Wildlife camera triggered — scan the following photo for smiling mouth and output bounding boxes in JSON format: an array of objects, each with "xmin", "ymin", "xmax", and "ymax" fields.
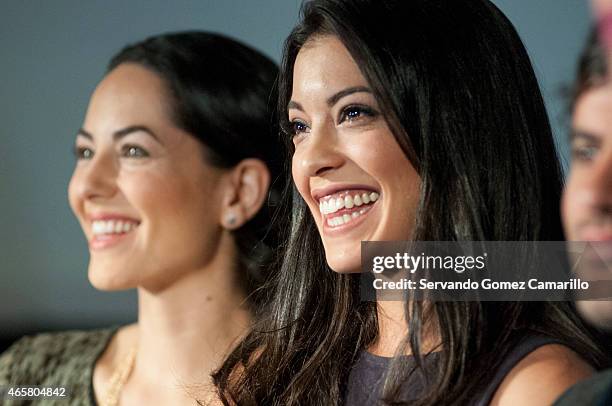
[
  {"xmin": 90, "ymin": 219, "xmax": 140, "ymax": 250},
  {"xmin": 318, "ymin": 190, "xmax": 380, "ymax": 227},
  {"xmin": 92, "ymin": 219, "xmax": 140, "ymax": 235}
]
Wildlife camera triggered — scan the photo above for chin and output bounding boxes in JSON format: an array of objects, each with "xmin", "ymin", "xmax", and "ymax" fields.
[
  {"xmin": 88, "ymin": 262, "xmax": 136, "ymax": 291},
  {"xmin": 325, "ymin": 247, "xmax": 362, "ymax": 274},
  {"xmin": 577, "ymin": 301, "xmax": 612, "ymax": 331}
]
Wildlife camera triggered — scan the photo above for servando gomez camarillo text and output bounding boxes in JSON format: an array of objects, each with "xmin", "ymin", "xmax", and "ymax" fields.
[{"xmin": 359, "ymin": 241, "xmax": 610, "ymax": 301}]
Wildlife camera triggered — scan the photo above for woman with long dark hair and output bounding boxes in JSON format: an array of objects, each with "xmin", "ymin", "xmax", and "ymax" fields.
[
  {"xmin": 215, "ymin": 1, "xmax": 608, "ymax": 405},
  {"xmin": 0, "ymin": 31, "xmax": 282, "ymax": 405}
]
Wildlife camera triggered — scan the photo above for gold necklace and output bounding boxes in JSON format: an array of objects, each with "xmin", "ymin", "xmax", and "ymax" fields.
[{"xmin": 101, "ymin": 347, "xmax": 137, "ymax": 406}]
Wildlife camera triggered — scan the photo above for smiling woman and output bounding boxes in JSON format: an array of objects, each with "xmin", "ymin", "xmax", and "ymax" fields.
[
  {"xmin": 0, "ymin": 31, "xmax": 282, "ymax": 405},
  {"xmin": 289, "ymin": 36, "xmax": 421, "ymax": 273},
  {"xmin": 214, "ymin": 1, "xmax": 609, "ymax": 405},
  {"xmin": 69, "ymin": 62, "xmax": 239, "ymax": 294}
]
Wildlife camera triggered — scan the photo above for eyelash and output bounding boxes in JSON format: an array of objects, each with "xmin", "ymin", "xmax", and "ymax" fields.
[
  {"xmin": 121, "ymin": 144, "xmax": 149, "ymax": 158},
  {"xmin": 74, "ymin": 146, "xmax": 94, "ymax": 160},
  {"xmin": 571, "ymin": 145, "xmax": 598, "ymax": 162},
  {"xmin": 338, "ymin": 104, "xmax": 377, "ymax": 124},
  {"xmin": 72, "ymin": 145, "xmax": 150, "ymax": 160},
  {"xmin": 287, "ymin": 120, "xmax": 309, "ymax": 138},
  {"xmin": 286, "ymin": 104, "xmax": 378, "ymax": 140}
]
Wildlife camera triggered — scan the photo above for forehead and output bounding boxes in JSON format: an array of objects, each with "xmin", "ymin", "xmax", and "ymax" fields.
[
  {"xmin": 86, "ymin": 63, "xmax": 171, "ymax": 126},
  {"xmin": 292, "ymin": 35, "xmax": 368, "ymax": 97},
  {"xmin": 573, "ymin": 81, "xmax": 612, "ymax": 137}
]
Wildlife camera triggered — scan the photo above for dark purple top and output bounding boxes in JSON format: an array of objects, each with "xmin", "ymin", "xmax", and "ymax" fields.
[{"xmin": 345, "ymin": 335, "xmax": 564, "ymax": 405}]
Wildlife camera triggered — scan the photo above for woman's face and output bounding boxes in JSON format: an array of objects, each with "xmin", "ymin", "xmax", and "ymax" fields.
[
  {"xmin": 69, "ymin": 63, "xmax": 226, "ymax": 291},
  {"xmin": 289, "ymin": 35, "xmax": 421, "ymax": 273}
]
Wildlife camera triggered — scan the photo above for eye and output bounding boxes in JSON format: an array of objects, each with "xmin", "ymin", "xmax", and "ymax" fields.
[
  {"xmin": 74, "ymin": 146, "xmax": 94, "ymax": 160},
  {"xmin": 121, "ymin": 145, "xmax": 149, "ymax": 158},
  {"xmin": 287, "ymin": 120, "xmax": 311, "ymax": 144},
  {"xmin": 338, "ymin": 105, "xmax": 377, "ymax": 124},
  {"xmin": 291, "ymin": 121, "xmax": 308, "ymax": 135},
  {"xmin": 571, "ymin": 144, "xmax": 598, "ymax": 162}
]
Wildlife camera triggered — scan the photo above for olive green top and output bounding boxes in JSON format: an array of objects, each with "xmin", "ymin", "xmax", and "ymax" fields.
[{"xmin": 0, "ymin": 328, "xmax": 117, "ymax": 405}]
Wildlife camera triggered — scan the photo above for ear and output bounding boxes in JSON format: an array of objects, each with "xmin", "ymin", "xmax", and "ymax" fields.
[{"xmin": 220, "ymin": 159, "xmax": 271, "ymax": 230}]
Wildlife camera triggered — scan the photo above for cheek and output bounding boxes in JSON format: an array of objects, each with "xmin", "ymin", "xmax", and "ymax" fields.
[
  {"xmin": 358, "ymin": 140, "xmax": 418, "ymax": 197},
  {"xmin": 67, "ymin": 169, "xmax": 83, "ymax": 217},
  {"xmin": 124, "ymin": 157, "xmax": 200, "ymax": 200},
  {"xmin": 347, "ymin": 132, "xmax": 403, "ymax": 178},
  {"xmin": 118, "ymin": 173, "xmax": 162, "ymax": 212},
  {"xmin": 291, "ymin": 154, "xmax": 311, "ymax": 204},
  {"xmin": 561, "ymin": 177, "xmax": 580, "ymax": 233}
]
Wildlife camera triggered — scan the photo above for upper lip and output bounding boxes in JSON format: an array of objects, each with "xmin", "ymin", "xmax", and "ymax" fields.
[{"xmin": 311, "ymin": 183, "xmax": 380, "ymax": 202}]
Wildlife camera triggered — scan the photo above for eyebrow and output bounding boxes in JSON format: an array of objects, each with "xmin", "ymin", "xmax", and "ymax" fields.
[
  {"xmin": 287, "ymin": 86, "xmax": 372, "ymax": 112},
  {"xmin": 570, "ymin": 129, "xmax": 601, "ymax": 144},
  {"xmin": 77, "ymin": 125, "xmax": 162, "ymax": 144}
]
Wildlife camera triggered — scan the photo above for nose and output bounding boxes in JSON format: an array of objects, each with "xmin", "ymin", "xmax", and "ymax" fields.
[
  {"xmin": 581, "ymin": 151, "xmax": 612, "ymax": 213},
  {"xmin": 295, "ymin": 122, "xmax": 345, "ymax": 177},
  {"xmin": 70, "ymin": 150, "xmax": 119, "ymax": 202}
]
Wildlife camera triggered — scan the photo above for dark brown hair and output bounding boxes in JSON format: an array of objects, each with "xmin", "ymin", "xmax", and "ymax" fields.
[
  {"xmin": 110, "ymin": 31, "xmax": 284, "ymax": 307},
  {"xmin": 215, "ymin": 2, "xmax": 608, "ymax": 405},
  {"xmin": 572, "ymin": 29, "xmax": 610, "ymax": 111}
]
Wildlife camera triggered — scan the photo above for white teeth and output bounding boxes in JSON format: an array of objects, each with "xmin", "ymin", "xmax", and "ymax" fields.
[
  {"xmin": 336, "ymin": 197, "xmax": 345, "ymax": 211},
  {"xmin": 326, "ymin": 208, "xmax": 370, "ymax": 227},
  {"xmin": 328, "ymin": 199, "xmax": 337, "ymax": 214},
  {"xmin": 91, "ymin": 219, "xmax": 138, "ymax": 236},
  {"xmin": 92, "ymin": 221, "xmax": 105, "ymax": 234},
  {"xmin": 319, "ymin": 190, "xmax": 380, "ymax": 220},
  {"xmin": 322, "ymin": 199, "xmax": 340, "ymax": 215},
  {"xmin": 345, "ymin": 195, "xmax": 354, "ymax": 209}
]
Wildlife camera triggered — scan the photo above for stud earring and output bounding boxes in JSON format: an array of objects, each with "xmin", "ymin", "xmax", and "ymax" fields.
[{"xmin": 226, "ymin": 213, "xmax": 237, "ymax": 227}]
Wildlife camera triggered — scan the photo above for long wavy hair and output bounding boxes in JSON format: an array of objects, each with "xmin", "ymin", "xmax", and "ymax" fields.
[{"xmin": 214, "ymin": 1, "xmax": 608, "ymax": 404}]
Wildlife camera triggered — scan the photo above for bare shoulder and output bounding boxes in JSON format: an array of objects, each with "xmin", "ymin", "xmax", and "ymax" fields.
[{"xmin": 491, "ymin": 344, "xmax": 595, "ymax": 406}]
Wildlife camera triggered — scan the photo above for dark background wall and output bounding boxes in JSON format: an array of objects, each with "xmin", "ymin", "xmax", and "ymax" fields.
[{"xmin": 0, "ymin": 0, "xmax": 592, "ymax": 351}]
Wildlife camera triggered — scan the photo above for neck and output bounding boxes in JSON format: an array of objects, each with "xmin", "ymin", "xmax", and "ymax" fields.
[
  {"xmin": 370, "ymin": 300, "xmax": 439, "ymax": 357},
  {"xmin": 369, "ymin": 300, "xmax": 408, "ymax": 357},
  {"xmin": 129, "ymin": 237, "xmax": 251, "ymax": 400}
]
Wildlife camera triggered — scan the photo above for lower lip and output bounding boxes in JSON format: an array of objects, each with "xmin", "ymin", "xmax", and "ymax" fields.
[
  {"xmin": 322, "ymin": 202, "xmax": 378, "ymax": 235},
  {"xmin": 89, "ymin": 230, "xmax": 136, "ymax": 250}
]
